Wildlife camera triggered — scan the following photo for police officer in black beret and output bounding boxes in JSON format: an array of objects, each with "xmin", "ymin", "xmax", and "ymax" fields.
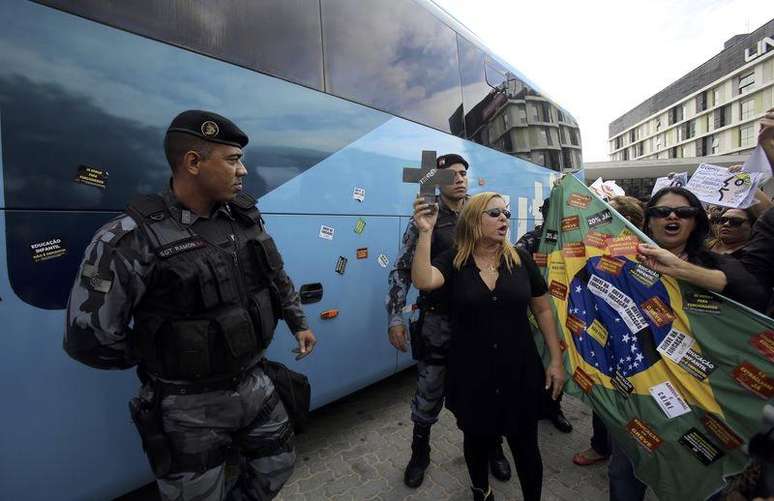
[{"xmin": 65, "ymin": 110, "xmax": 315, "ymax": 500}]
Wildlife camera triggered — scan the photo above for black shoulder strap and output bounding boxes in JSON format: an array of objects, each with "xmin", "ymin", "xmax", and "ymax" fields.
[
  {"xmin": 127, "ymin": 194, "xmax": 168, "ymax": 222},
  {"xmin": 229, "ymin": 192, "xmax": 264, "ymax": 229}
]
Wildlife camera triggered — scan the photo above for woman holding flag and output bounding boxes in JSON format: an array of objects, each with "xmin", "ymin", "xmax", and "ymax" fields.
[{"xmin": 411, "ymin": 191, "xmax": 565, "ymax": 501}]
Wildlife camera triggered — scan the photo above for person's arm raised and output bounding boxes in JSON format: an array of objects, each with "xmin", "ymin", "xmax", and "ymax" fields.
[{"xmin": 410, "ymin": 196, "xmax": 445, "ymax": 291}]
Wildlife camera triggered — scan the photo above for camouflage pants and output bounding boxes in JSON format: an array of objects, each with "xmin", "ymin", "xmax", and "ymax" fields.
[
  {"xmin": 411, "ymin": 312, "xmax": 451, "ymax": 426},
  {"xmin": 153, "ymin": 365, "xmax": 295, "ymax": 501}
]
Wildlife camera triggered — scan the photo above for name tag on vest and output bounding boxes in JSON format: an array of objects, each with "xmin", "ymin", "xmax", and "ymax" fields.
[{"xmin": 157, "ymin": 237, "xmax": 207, "ymax": 259}]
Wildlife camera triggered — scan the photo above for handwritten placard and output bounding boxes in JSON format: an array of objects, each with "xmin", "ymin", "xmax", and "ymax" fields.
[{"xmin": 684, "ymin": 164, "xmax": 762, "ymax": 208}]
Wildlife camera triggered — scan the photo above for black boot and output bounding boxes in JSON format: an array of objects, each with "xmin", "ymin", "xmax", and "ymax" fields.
[
  {"xmin": 471, "ymin": 486, "xmax": 494, "ymax": 500},
  {"xmin": 489, "ymin": 441, "xmax": 512, "ymax": 481},
  {"xmin": 403, "ymin": 423, "xmax": 431, "ymax": 488}
]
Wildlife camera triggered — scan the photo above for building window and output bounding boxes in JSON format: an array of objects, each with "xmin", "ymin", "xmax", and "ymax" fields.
[
  {"xmin": 740, "ymin": 124, "xmax": 756, "ymax": 147},
  {"xmin": 686, "ymin": 120, "xmax": 695, "ymax": 139},
  {"xmin": 711, "ymin": 136, "xmax": 720, "ymax": 154},
  {"xmin": 623, "ymin": 148, "xmax": 629, "ymax": 160},
  {"xmin": 738, "ymin": 71, "xmax": 755, "ymax": 95},
  {"xmin": 568, "ymin": 128, "xmax": 578, "ymax": 146},
  {"xmin": 696, "ymin": 138, "xmax": 706, "ymax": 157},
  {"xmin": 562, "ymin": 149, "xmax": 573, "ymax": 170},
  {"xmin": 668, "ymin": 105, "xmax": 684, "ymax": 125},
  {"xmin": 713, "ymin": 87, "xmax": 722, "ymax": 106},
  {"xmin": 740, "ymin": 98, "xmax": 756, "ymax": 120},
  {"xmin": 635, "ymin": 142, "xmax": 643, "ymax": 157},
  {"xmin": 557, "ymin": 109, "xmax": 565, "ymax": 122},
  {"xmin": 545, "ymin": 126, "xmax": 553, "ymax": 145},
  {"xmin": 714, "ymin": 105, "xmax": 729, "ymax": 129},
  {"xmin": 656, "ymin": 119, "xmax": 662, "ymax": 131},
  {"xmin": 629, "ymin": 129, "xmax": 637, "ymax": 143},
  {"xmin": 696, "ymin": 92, "xmax": 708, "ymax": 112},
  {"xmin": 541, "ymin": 102, "xmax": 552, "ymax": 122},
  {"xmin": 614, "ymin": 136, "xmax": 622, "ymax": 149}
]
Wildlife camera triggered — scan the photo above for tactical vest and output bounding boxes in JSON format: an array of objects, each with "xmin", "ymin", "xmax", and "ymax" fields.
[
  {"xmin": 419, "ymin": 200, "xmax": 458, "ymax": 309},
  {"xmin": 127, "ymin": 192, "xmax": 283, "ymax": 381}
]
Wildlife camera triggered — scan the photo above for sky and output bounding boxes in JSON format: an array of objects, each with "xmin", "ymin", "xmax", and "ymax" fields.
[{"xmin": 433, "ymin": 0, "xmax": 773, "ymax": 162}]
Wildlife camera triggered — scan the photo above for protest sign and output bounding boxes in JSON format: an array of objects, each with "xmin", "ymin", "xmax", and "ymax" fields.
[
  {"xmin": 684, "ymin": 163, "xmax": 763, "ymax": 208},
  {"xmin": 589, "ymin": 177, "xmax": 625, "ymax": 200},
  {"xmin": 651, "ymin": 172, "xmax": 688, "ymax": 196}
]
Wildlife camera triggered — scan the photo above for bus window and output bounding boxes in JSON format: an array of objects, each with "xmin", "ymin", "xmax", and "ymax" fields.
[
  {"xmin": 321, "ymin": 0, "xmax": 463, "ymax": 134},
  {"xmin": 38, "ymin": 0, "xmax": 324, "ymax": 90}
]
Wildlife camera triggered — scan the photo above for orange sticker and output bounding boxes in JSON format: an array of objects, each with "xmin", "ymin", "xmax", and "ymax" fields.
[
  {"xmin": 562, "ymin": 242, "xmax": 586, "ymax": 258},
  {"xmin": 573, "ymin": 367, "xmax": 594, "ymax": 394},
  {"xmin": 561, "ymin": 215, "xmax": 580, "ymax": 232},
  {"xmin": 533, "ymin": 253, "xmax": 548, "ymax": 267},
  {"xmin": 641, "ymin": 297, "xmax": 675, "ymax": 327},
  {"xmin": 626, "ymin": 418, "xmax": 663, "ymax": 453},
  {"xmin": 583, "ymin": 231, "xmax": 610, "ymax": 249},
  {"xmin": 549, "ymin": 280, "xmax": 568, "ymax": 300},
  {"xmin": 701, "ymin": 414, "xmax": 743, "ymax": 450},
  {"xmin": 608, "ymin": 235, "xmax": 640, "ymax": 256},
  {"xmin": 568, "ymin": 193, "xmax": 592, "ymax": 208},
  {"xmin": 732, "ymin": 361, "xmax": 774, "ymax": 399},
  {"xmin": 566, "ymin": 315, "xmax": 586, "ymax": 336},
  {"xmin": 356, "ymin": 247, "xmax": 368, "ymax": 259},
  {"xmin": 596, "ymin": 256, "xmax": 625, "ymax": 276},
  {"xmin": 750, "ymin": 331, "xmax": 774, "ymax": 363}
]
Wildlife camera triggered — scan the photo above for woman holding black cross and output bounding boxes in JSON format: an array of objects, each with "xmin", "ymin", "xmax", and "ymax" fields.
[{"xmin": 411, "ymin": 191, "xmax": 565, "ymax": 501}]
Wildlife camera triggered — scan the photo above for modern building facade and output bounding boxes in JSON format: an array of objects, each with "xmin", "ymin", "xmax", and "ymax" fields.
[{"xmin": 608, "ymin": 19, "xmax": 774, "ymax": 164}]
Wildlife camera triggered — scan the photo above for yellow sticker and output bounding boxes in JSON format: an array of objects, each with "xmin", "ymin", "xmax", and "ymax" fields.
[{"xmin": 586, "ymin": 319, "xmax": 609, "ymax": 346}]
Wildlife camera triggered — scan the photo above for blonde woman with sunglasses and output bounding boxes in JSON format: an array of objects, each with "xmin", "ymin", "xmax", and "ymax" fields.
[{"xmin": 411, "ymin": 191, "xmax": 564, "ymax": 501}]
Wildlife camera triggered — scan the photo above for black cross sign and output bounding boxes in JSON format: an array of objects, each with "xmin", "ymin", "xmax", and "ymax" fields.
[{"xmin": 402, "ymin": 150, "xmax": 456, "ymax": 202}]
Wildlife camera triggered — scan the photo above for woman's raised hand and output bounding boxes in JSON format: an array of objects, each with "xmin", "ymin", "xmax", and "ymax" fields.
[{"xmin": 413, "ymin": 195, "xmax": 438, "ymax": 233}]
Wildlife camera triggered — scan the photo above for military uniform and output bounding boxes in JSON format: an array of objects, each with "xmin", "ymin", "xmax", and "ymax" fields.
[{"xmin": 64, "ymin": 111, "xmax": 308, "ymax": 500}]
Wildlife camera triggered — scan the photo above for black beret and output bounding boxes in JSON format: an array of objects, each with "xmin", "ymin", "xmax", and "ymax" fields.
[
  {"xmin": 436, "ymin": 153, "xmax": 469, "ymax": 170},
  {"xmin": 166, "ymin": 110, "xmax": 248, "ymax": 148}
]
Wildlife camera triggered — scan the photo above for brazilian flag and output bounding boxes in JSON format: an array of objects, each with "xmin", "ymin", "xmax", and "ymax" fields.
[{"xmin": 533, "ymin": 175, "xmax": 774, "ymax": 500}]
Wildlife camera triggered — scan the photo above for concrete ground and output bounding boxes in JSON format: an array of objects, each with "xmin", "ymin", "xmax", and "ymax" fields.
[
  {"xmin": 277, "ymin": 369, "xmax": 618, "ymax": 501},
  {"xmin": 121, "ymin": 368, "xmax": 660, "ymax": 500}
]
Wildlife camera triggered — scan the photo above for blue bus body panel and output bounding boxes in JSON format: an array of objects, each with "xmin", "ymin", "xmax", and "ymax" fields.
[{"xmin": 0, "ymin": 2, "xmax": 567, "ymax": 499}]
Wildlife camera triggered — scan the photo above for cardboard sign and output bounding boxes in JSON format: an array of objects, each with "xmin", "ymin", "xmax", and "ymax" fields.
[
  {"xmin": 319, "ymin": 225, "xmax": 335, "ymax": 240},
  {"xmin": 30, "ymin": 238, "xmax": 67, "ymax": 263},
  {"xmin": 657, "ymin": 328, "xmax": 695, "ymax": 364},
  {"xmin": 74, "ymin": 165, "xmax": 109, "ymax": 189},
  {"xmin": 684, "ymin": 163, "xmax": 763, "ymax": 209},
  {"xmin": 596, "ymin": 256, "xmax": 625, "ymax": 276},
  {"xmin": 561, "ymin": 215, "xmax": 580, "ymax": 232},
  {"xmin": 732, "ymin": 361, "xmax": 774, "ymax": 399},
  {"xmin": 641, "ymin": 297, "xmax": 675, "ymax": 328},
  {"xmin": 549, "ymin": 280, "xmax": 568, "ymax": 300},
  {"xmin": 649, "ymin": 381, "xmax": 691, "ymax": 419},
  {"xmin": 567, "ymin": 193, "xmax": 592, "ymax": 208},
  {"xmin": 701, "ymin": 414, "xmax": 743, "ymax": 450},
  {"xmin": 750, "ymin": 330, "xmax": 774, "ymax": 362},
  {"xmin": 679, "ymin": 428, "xmax": 724, "ymax": 465},
  {"xmin": 627, "ymin": 418, "xmax": 663, "ymax": 452},
  {"xmin": 562, "ymin": 242, "xmax": 586, "ymax": 258},
  {"xmin": 573, "ymin": 367, "xmax": 594, "ymax": 394}
]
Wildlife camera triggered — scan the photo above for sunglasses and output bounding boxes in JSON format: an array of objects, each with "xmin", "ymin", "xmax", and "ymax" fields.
[
  {"xmin": 646, "ymin": 206, "xmax": 700, "ymax": 219},
  {"xmin": 483, "ymin": 208, "xmax": 512, "ymax": 219},
  {"xmin": 718, "ymin": 216, "xmax": 748, "ymax": 227}
]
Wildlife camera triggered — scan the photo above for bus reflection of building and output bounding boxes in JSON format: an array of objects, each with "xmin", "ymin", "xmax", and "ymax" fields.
[{"xmin": 453, "ymin": 73, "xmax": 582, "ymax": 173}]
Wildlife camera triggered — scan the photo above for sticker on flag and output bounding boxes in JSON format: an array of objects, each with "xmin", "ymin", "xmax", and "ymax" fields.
[{"xmin": 649, "ymin": 381, "xmax": 691, "ymax": 419}]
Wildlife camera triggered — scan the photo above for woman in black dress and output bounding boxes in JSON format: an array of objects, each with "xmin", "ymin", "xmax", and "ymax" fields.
[{"xmin": 411, "ymin": 191, "xmax": 565, "ymax": 501}]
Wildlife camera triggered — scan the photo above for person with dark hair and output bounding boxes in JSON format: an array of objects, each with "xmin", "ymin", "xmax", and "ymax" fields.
[
  {"xmin": 412, "ymin": 191, "xmax": 565, "ymax": 501},
  {"xmin": 707, "ymin": 207, "xmax": 757, "ymax": 258},
  {"xmin": 608, "ymin": 186, "xmax": 766, "ymax": 500},
  {"xmin": 65, "ymin": 110, "xmax": 316, "ymax": 501},
  {"xmin": 386, "ymin": 154, "xmax": 512, "ymax": 487},
  {"xmin": 516, "ymin": 197, "xmax": 573, "ymax": 434}
]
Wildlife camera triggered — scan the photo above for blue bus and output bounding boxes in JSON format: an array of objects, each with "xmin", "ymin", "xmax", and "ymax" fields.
[{"xmin": 0, "ymin": 1, "xmax": 583, "ymax": 498}]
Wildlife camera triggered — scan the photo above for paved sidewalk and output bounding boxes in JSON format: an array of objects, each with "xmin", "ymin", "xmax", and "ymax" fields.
[{"xmin": 278, "ymin": 369, "xmax": 616, "ymax": 501}]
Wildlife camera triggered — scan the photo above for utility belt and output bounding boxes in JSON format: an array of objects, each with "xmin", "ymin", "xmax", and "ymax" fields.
[{"xmin": 142, "ymin": 356, "xmax": 263, "ymax": 396}]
